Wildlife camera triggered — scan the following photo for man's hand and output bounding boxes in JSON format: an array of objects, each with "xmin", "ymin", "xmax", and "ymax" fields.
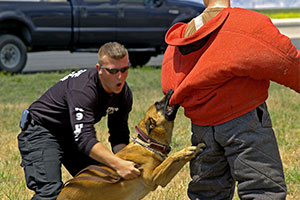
[
  {"xmin": 89, "ymin": 142, "xmax": 141, "ymax": 180},
  {"xmin": 114, "ymin": 159, "xmax": 140, "ymax": 180}
]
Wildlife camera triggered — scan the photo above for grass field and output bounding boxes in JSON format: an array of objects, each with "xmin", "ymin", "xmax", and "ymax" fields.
[
  {"xmin": 255, "ymin": 8, "xmax": 300, "ymax": 19},
  {"xmin": 0, "ymin": 67, "xmax": 299, "ymax": 200}
]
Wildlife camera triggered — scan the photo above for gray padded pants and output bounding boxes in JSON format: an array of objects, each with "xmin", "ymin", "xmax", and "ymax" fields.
[{"xmin": 188, "ymin": 103, "xmax": 287, "ymax": 200}]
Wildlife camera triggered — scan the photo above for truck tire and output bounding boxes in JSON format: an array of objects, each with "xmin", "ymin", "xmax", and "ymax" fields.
[
  {"xmin": 0, "ymin": 34, "xmax": 27, "ymax": 73},
  {"xmin": 129, "ymin": 52, "xmax": 152, "ymax": 68}
]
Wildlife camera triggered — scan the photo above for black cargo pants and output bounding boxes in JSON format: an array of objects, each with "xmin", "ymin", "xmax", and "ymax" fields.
[
  {"xmin": 18, "ymin": 122, "xmax": 99, "ymax": 200},
  {"xmin": 188, "ymin": 103, "xmax": 287, "ymax": 200}
]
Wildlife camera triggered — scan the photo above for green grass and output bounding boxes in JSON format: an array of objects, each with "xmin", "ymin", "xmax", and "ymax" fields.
[
  {"xmin": 0, "ymin": 67, "xmax": 299, "ymax": 199},
  {"xmin": 255, "ymin": 8, "xmax": 300, "ymax": 18}
]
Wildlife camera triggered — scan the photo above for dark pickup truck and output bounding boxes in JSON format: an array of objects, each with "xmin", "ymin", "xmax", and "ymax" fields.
[{"xmin": 0, "ymin": 0, "xmax": 205, "ymax": 73}]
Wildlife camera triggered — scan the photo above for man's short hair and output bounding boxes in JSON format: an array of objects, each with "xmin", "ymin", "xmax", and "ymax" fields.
[{"xmin": 98, "ymin": 42, "xmax": 128, "ymax": 65}]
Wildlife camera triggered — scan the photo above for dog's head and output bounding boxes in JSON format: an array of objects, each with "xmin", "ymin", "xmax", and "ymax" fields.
[{"xmin": 137, "ymin": 90, "xmax": 179, "ymax": 145}]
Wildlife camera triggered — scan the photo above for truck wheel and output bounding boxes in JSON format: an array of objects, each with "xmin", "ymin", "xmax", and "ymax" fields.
[
  {"xmin": 129, "ymin": 53, "xmax": 151, "ymax": 68},
  {"xmin": 0, "ymin": 34, "xmax": 27, "ymax": 73}
]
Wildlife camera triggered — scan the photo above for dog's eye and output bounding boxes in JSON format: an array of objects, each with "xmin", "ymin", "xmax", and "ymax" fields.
[
  {"xmin": 146, "ymin": 117, "xmax": 156, "ymax": 134},
  {"xmin": 149, "ymin": 117, "xmax": 156, "ymax": 127},
  {"xmin": 150, "ymin": 124, "xmax": 155, "ymax": 129}
]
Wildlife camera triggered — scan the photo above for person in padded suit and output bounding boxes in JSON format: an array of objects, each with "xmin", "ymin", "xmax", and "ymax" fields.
[{"xmin": 161, "ymin": 0, "xmax": 299, "ymax": 199}]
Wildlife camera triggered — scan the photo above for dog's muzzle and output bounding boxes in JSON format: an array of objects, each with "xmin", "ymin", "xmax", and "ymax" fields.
[{"xmin": 155, "ymin": 89, "xmax": 179, "ymax": 121}]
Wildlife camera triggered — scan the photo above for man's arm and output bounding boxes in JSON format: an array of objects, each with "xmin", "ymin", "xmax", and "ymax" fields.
[{"xmin": 89, "ymin": 142, "xmax": 140, "ymax": 180}]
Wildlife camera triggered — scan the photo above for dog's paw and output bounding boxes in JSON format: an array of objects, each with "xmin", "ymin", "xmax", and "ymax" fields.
[
  {"xmin": 195, "ymin": 143, "xmax": 205, "ymax": 154},
  {"xmin": 178, "ymin": 143, "xmax": 205, "ymax": 160}
]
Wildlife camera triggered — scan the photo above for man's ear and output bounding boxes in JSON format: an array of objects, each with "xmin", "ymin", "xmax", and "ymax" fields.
[
  {"xmin": 96, "ymin": 64, "xmax": 102, "ymax": 75},
  {"xmin": 96, "ymin": 64, "xmax": 100, "ymax": 71}
]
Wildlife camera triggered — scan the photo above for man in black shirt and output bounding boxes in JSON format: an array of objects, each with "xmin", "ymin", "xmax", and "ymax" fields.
[{"xmin": 18, "ymin": 42, "xmax": 140, "ymax": 200}]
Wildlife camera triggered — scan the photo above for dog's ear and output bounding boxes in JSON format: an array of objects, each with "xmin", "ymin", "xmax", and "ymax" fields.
[{"xmin": 145, "ymin": 117, "xmax": 156, "ymax": 134}]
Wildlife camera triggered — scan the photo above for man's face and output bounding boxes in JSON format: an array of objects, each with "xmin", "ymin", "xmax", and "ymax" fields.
[{"xmin": 97, "ymin": 54, "xmax": 130, "ymax": 94}]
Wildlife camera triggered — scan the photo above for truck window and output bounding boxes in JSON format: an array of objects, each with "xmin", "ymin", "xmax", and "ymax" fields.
[
  {"xmin": 83, "ymin": 0, "xmax": 111, "ymax": 2},
  {"xmin": 42, "ymin": 0, "xmax": 68, "ymax": 2},
  {"xmin": 144, "ymin": 0, "xmax": 162, "ymax": 6},
  {"xmin": 118, "ymin": 0, "xmax": 144, "ymax": 6}
]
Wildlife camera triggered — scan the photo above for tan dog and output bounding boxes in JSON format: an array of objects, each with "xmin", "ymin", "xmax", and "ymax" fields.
[{"xmin": 57, "ymin": 90, "xmax": 205, "ymax": 200}]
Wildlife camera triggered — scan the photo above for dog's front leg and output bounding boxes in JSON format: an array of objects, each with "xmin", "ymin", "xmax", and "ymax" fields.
[{"xmin": 151, "ymin": 143, "xmax": 205, "ymax": 187}]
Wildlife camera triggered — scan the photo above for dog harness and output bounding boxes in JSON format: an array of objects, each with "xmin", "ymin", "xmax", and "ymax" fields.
[{"xmin": 63, "ymin": 165, "xmax": 122, "ymax": 186}]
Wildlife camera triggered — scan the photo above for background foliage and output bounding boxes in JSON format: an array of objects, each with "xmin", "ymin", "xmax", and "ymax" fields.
[{"xmin": 255, "ymin": 8, "xmax": 300, "ymax": 18}]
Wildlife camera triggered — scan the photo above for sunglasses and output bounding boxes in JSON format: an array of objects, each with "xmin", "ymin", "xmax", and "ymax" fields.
[{"xmin": 100, "ymin": 63, "xmax": 130, "ymax": 74}]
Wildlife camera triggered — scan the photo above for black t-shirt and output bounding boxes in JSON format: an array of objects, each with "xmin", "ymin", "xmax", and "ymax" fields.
[{"xmin": 29, "ymin": 68, "xmax": 133, "ymax": 155}]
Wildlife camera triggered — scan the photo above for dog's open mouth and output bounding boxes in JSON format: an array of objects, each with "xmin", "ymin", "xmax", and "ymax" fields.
[
  {"xmin": 166, "ymin": 105, "xmax": 174, "ymax": 116},
  {"xmin": 164, "ymin": 104, "xmax": 179, "ymax": 121},
  {"xmin": 155, "ymin": 89, "xmax": 179, "ymax": 121}
]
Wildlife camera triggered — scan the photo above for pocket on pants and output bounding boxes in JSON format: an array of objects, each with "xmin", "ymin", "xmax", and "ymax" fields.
[
  {"xmin": 23, "ymin": 149, "xmax": 61, "ymax": 186},
  {"xmin": 19, "ymin": 146, "xmax": 42, "ymax": 167},
  {"xmin": 256, "ymin": 103, "xmax": 272, "ymax": 128},
  {"xmin": 42, "ymin": 149, "xmax": 61, "ymax": 182}
]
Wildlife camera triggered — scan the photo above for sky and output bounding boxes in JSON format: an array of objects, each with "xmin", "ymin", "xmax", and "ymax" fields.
[
  {"xmin": 231, "ymin": 0, "xmax": 300, "ymax": 9},
  {"xmin": 188, "ymin": 0, "xmax": 300, "ymax": 8}
]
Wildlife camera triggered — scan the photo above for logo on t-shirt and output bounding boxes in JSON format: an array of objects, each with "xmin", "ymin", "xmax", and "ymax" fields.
[
  {"xmin": 73, "ymin": 107, "xmax": 84, "ymax": 141},
  {"xmin": 106, "ymin": 107, "xmax": 119, "ymax": 114},
  {"xmin": 60, "ymin": 69, "xmax": 87, "ymax": 81}
]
